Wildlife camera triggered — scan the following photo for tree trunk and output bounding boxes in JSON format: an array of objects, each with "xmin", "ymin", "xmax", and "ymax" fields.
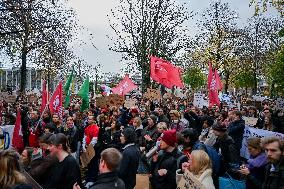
[
  {"xmin": 20, "ymin": 50, "xmax": 27, "ymax": 94},
  {"xmin": 141, "ymin": 63, "xmax": 150, "ymax": 92},
  {"xmin": 224, "ymin": 72, "xmax": 230, "ymax": 94}
]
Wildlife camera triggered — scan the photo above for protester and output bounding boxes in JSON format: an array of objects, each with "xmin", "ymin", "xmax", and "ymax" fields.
[
  {"xmin": 28, "ymin": 110, "xmax": 43, "ymax": 147},
  {"xmin": 63, "ymin": 116, "xmax": 79, "ymax": 160},
  {"xmin": 21, "ymin": 147, "xmax": 34, "ymax": 171},
  {"xmin": 0, "ymin": 149, "xmax": 32, "ymax": 189},
  {"xmin": 179, "ymin": 150, "xmax": 215, "ymax": 189},
  {"xmin": 169, "ymin": 110, "xmax": 188, "ymax": 132},
  {"xmin": 150, "ymin": 129, "xmax": 182, "ymax": 189},
  {"xmin": 238, "ymin": 137, "xmax": 267, "ymax": 189},
  {"xmin": 42, "ymin": 133, "xmax": 82, "ymax": 189},
  {"xmin": 142, "ymin": 115, "xmax": 159, "ymax": 152},
  {"xmin": 261, "ymin": 137, "xmax": 284, "ymax": 189},
  {"xmin": 119, "ymin": 127, "xmax": 140, "ymax": 189}
]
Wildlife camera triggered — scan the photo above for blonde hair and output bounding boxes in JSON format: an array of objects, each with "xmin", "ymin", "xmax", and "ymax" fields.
[
  {"xmin": 190, "ymin": 150, "xmax": 212, "ymax": 177},
  {"xmin": 0, "ymin": 150, "xmax": 26, "ymax": 188},
  {"xmin": 133, "ymin": 117, "xmax": 142, "ymax": 126},
  {"xmin": 157, "ymin": 122, "xmax": 168, "ymax": 130}
]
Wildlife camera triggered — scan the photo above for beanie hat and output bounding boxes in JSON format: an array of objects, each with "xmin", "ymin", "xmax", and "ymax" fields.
[
  {"xmin": 212, "ymin": 123, "xmax": 227, "ymax": 132},
  {"xmin": 131, "ymin": 108, "xmax": 139, "ymax": 114},
  {"xmin": 149, "ymin": 115, "xmax": 158, "ymax": 124},
  {"xmin": 161, "ymin": 130, "xmax": 177, "ymax": 147}
]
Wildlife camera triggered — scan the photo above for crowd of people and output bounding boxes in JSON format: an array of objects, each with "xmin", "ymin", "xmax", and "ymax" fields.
[{"xmin": 0, "ymin": 96, "xmax": 284, "ymax": 189}]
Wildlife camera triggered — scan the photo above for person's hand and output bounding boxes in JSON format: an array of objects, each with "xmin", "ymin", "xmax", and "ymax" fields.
[
  {"xmin": 158, "ymin": 169, "xmax": 167, "ymax": 176},
  {"xmin": 140, "ymin": 147, "xmax": 146, "ymax": 152},
  {"xmin": 239, "ymin": 166, "xmax": 250, "ymax": 176},
  {"xmin": 144, "ymin": 135, "xmax": 152, "ymax": 141},
  {"xmin": 73, "ymin": 182, "xmax": 81, "ymax": 189},
  {"xmin": 182, "ymin": 162, "xmax": 190, "ymax": 172},
  {"xmin": 152, "ymin": 152, "xmax": 158, "ymax": 163}
]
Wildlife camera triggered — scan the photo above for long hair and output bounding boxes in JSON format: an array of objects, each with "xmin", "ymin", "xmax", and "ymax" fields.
[
  {"xmin": 190, "ymin": 150, "xmax": 212, "ymax": 177},
  {"xmin": 0, "ymin": 150, "xmax": 26, "ymax": 188}
]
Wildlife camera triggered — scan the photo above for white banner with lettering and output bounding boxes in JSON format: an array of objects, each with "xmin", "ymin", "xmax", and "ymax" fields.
[
  {"xmin": 0, "ymin": 125, "xmax": 15, "ymax": 149},
  {"xmin": 241, "ymin": 126, "xmax": 284, "ymax": 159}
]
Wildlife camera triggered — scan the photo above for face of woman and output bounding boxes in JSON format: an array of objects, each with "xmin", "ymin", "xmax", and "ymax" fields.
[
  {"xmin": 21, "ymin": 150, "xmax": 29, "ymax": 162},
  {"xmin": 264, "ymin": 117, "xmax": 270, "ymax": 125},
  {"xmin": 111, "ymin": 122, "xmax": 116, "ymax": 129},
  {"xmin": 48, "ymin": 144, "xmax": 59, "ymax": 157},
  {"xmin": 133, "ymin": 120, "xmax": 139, "ymax": 127},
  {"xmin": 120, "ymin": 134, "xmax": 126, "ymax": 144},
  {"xmin": 66, "ymin": 117, "xmax": 74, "ymax": 128}
]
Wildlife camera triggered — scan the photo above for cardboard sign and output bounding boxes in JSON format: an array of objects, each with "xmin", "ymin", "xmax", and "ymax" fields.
[
  {"xmin": 177, "ymin": 169, "xmax": 206, "ymax": 189},
  {"xmin": 276, "ymin": 98, "xmax": 284, "ymax": 110},
  {"xmin": 96, "ymin": 94, "xmax": 124, "ymax": 108},
  {"xmin": 136, "ymin": 174, "xmax": 150, "ymax": 189},
  {"xmin": 243, "ymin": 116, "xmax": 258, "ymax": 127},
  {"xmin": 144, "ymin": 88, "xmax": 161, "ymax": 100},
  {"xmin": 0, "ymin": 92, "xmax": 17, "ymax": 103},
  {"xmin": 80, "ymin": 145, "xmax": 96, "ymax": 168},
  {"xmin": 124, "ymin": 99, "xmax": 136, "ymax": 108}
]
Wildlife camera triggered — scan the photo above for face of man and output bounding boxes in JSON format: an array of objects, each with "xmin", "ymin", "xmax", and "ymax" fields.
[
  {"xmin": 140, "ymin": 112, "xmax": 146, "ymax": 118},
  {"xmin": 228, "ymin": 111, "xmax": 234, "ymax": 121},
  {"xmin": 88, "ymin": 116, "xmax": 95, "ymax": 125},
  {"xmin": 158, "ymin": 109, "xmax": 164, "ymax": 116},
  {"xmin": 31, "ymin": 111, "xmax": 39, "ymax": 120},
  {"xmin": 264, "ymin": 141, "xmax": 283, "ymax": 164},
  {"xmin": 148, "ymin": 118, "xmax": 154, "ymax": 127},
  {"xmin": 160, "ymin": 140, "xmax": 169, "ymax": 150}
]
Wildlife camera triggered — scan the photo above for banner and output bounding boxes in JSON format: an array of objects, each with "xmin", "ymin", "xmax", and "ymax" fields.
[
  {"xmin": 0, "ymin": 125, "xmax": 15, "ymax": 149},
  {"xmin": 241, "ymin": 126, "xmax": 284, "ymax": 159}
]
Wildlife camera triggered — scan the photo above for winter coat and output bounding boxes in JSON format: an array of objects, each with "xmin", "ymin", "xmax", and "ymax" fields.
[
  {"xmin": 118, "ymin": 143, "xmax": 140, "ymax": 189},
  {"xmin": 141, "ymin": 125, "xmax": 159, "ymax": 151},
  {"xmin": 262, "ymin": 156, "xmax": 284, "ymax": 189},
  {"xmin": 63, "ymin": 125, "xmax": 79, "ymax": 153},
  {"xmin": 90, "ymin": 172, "xmax": 125, "ymax": 189},
  {"xmin": 213, "ymin": 133, "xmax": 240, "ymax": 174},
  {"xmin": 227, "ymin": 119, "xmax": 245, "ymax": 152},
  {"xmin": 150, "ymin": 148, "xmax": 182, "ymax": 189},
  {"xmin": 245, "ymin": 152, "xmax": 267, "ymax": 189}
]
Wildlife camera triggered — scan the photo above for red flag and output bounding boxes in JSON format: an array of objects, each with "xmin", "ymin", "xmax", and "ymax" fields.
[
  {"xmin": 12, "ymin": 111, "xmax": 24, "ymax": 151},
  {"xmin": 214, "ymin": 69, "xmax": 223, "ymax": 91},
  {"xmin": 49, "ymin": 81, "xmax": 63, "ymax": 118},
  {"xmin": 150, "ymin": 56, "xmax": 184, "ymax": 88},
  {"xmin": 40, "ymin": 80, "xmax": 48, "ymax": 113},
  {"xmin": 112, "ymin": 75, "xmax": 137, "ymax": 95},
  {"xmin": 208, "ymin": 62, "xmax": 220, "ymax": 107}
]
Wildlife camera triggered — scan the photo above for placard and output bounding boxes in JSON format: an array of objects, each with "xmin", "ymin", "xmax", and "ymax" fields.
[
  {"xmin": 136, "ymin": 174, "xmax": 150, "ymax": 189},
  {"xmin": 193, "ymin": 93, "xmax": 204, "ymax": 108},
  {"xmin": 0, "ymin": 92, "xmax": 17, "ymax": 103},
  {"xmin": 276, "ymin": 98, "xmax": 284, "ymax": 110},
  {"xmin": 96, "ymin": 94, "xmax": 124, "ymax": 108},
  {"xmin": 124, "ymin": 99, "xmax": 136, "ymax": 108},
  {"xmin": 80, "ymin": 145, "xmax": 96, "ymax": 168},
  {"xmin": 177, "ymin": 169, "xmax": 206, "ymax": 189},
  {"xmin": 242, "ymin": 116, "xmax": 258, "ymax": 127},
  {"xmin": 144, "ymin": 88, "xmax": 161, "ymax": 100}
]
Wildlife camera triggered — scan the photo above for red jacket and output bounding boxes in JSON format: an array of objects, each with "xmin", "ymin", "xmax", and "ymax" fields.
[{"xmin": 84, "ymin": 124, "xmax": 99, "ymax": 145}]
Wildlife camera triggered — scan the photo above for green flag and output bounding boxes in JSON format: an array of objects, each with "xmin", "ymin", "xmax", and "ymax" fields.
[
  {"xmin": 78, "ymin": 76, "xmax": 89, "ymax": 112},
  {"xmin": 64, "ymin": 67, "xmax": 74, "ymax": 108}
]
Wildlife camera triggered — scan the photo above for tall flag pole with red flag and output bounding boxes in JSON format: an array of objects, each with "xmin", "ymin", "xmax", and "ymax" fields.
[
  {"xmin": 112, "ymin": 75, "xmax": 138, "ymax": 96},
  {"xmin": 40, "ymin": 80, "xmax": 48, "ymax": 114},
  {"xmin": 49, "ymin": 81, "xmax": 63, "ymax": 119},
  {"xmin": 12, "ymin": 110, "xmax": 24, "ymax": 151},
  {"xmin": 207, "ymin": 62, "xmax": 222, "ymax": 107},
  {"xmin": 150, "ymin": 56, "xmax": 184, "ymax": 89}
]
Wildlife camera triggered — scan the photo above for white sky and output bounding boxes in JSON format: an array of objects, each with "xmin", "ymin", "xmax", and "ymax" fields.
[{"xmin": 68, "ymin": 0, "xmax": 278, "ymax": 73}]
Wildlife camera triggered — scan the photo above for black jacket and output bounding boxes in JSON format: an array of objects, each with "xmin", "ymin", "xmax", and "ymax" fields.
[
  {"xmin": 141, "ymin": 125, "xmax": 159, "ymax": 151},
  {"xmin": 150, "ymin": 148, "xmax": 182, "ymax": 189},
  {"xmin": 118, "ymin": 144, "xmax": 140, "ymax": 189},
  {"xmin": 63, "ymin": 126, "xmax": 79, "ymax": 153},
  {"xmin": 227, "ymin": 119, "xmax": 245, "ymax": 152},
  {"xmin": 90, "ymin": 172, "xmax": 125, "ymax": 189},
  {"xmin": 262, "ymin": 156, "xmax": 284, "ymax": 189}
]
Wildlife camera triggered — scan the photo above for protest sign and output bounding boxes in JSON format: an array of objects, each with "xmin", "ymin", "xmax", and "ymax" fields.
[
  {"xmin": 124, "ymin": 99, "xmax": 136, "ymax": 108},
  {"xmin": 241, "ymin": 126, "xmax": 284, "ymax": 159},
  {"xmin": 144, "ymin": 88, "xmax": 161, "ymax": 100},
  {"xmin": 96, "ymin": 94, "xmax": 124, "ymax": 108},
  {"xmin": 136, "ymin": 174, "xmax": 150, "ymax": 189},
  {"xmin": 276, "ymin": 98, "xmax": 284, "ymax": 110},
  {"xmin": 0, "ymin": 92, "xmax": 17, "ymax": 103},
  {"xmin": 0, "ymin": 125, "xmax": 15, "ymax": 150},
  {"xmin": 80, "ymin": 144, "xmax": 96, "ymax": 168},
  {"xmin": 242, "ymin": 116, "xmax": 258, "ymax": 127},
  {"xmin": 177, "ymin": 169, "xmax": 206, "ymax": 189},
  {"xmin": 193, "ymin": 93, "xmax": 204, "ymax": 108}
]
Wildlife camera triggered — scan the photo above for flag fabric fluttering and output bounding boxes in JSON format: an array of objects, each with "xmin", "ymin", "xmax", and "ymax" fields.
[
  {"xmin": 49, "ymin": 81, "xmax": 63, "ymax": 118},
  {"xmin": 64, "ymin": 67, "xmax": 74, "ymax": 108},
  {"xmin": 112, "ymin": 75, "xmax": 137, "ymax": 96},
  {"xmin": 150, "ymin": 56, "xmax": 184, "ymax": 89},
  {"xmin": 78, "ymin": 76, "xmax": 90, "ymax": 112},
  {"xmin": 208, "ymin": 62, "xmax": 222, "ymax": 107},
  {"xmin": 40, "ymin": 80, "xmax": 48, "ymax": 114},
  {"xmin": 12, "ymin": 110, "xmax": 24, "ymax": 151}
]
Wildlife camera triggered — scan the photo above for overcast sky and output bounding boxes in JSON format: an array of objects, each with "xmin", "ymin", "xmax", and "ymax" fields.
[{"xmin": 68, "ymin": 0, "xmax": 278, "ymax": 74}]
